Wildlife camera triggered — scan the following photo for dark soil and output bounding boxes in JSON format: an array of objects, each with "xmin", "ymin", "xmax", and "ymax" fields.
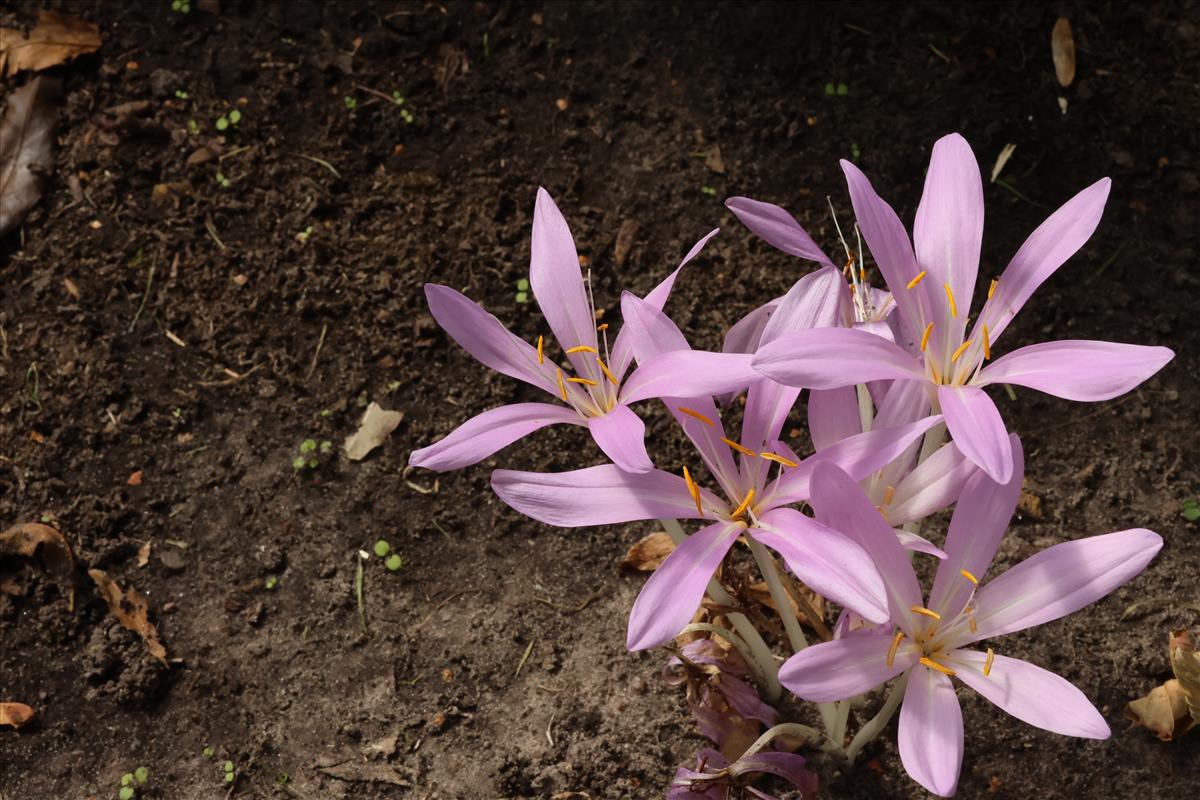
[{"xmin": 2, "ymin": 2, "xmax": 1198, "ymax": 798}]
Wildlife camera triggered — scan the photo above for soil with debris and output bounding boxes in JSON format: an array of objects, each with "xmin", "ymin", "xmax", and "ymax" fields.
[{"xmin": 2, "ymin": 2, "xmax": 1199, "ymax": 798}]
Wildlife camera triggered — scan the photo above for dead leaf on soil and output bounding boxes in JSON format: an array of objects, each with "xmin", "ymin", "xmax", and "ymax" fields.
[
  {"xmin": 620, "ymin": 531, "xmax": 675, "ymax": 571},
  {"xmin": 0, "ymin": 521, "xmax": 76, "ymax": 583},
  {"xmin": 704, "ymin": 144, "xmax": 726, "ymax": 174},
  {"xmin": 317, "ymin": 761, "xmax": 412, "ymax": 786},
  {"xmin": 989, "ymin": 142, "xmax": 1017, "ymax": 184},
  {"xmin": 748, "ymin": 580, "xmax": 825, "ymax": 627},
  {"xmin": 0, "ymin": 76, "xmax": 60, "ymax": 236},
  {"xmin": 0, "ymin": 702, "xmax": 34, "ymax": 729},
  {"xmin": 1051, "ymin": 17, "xmax": 1076, "ymax": 88},
  {"xmin": 344, "ymin": 402, "xmax": 404, "ymax": 461},
  {"xmin": 613, "ymin": 218, "xmax": 639, "ymax": 267},
  {"xmin": 88, "ymin": 568, "xmax": 169, "ymax": 666},
  {"xmin": 0, "ymin": 11, "xmax": 101, "ymax": 78},
  {"xmin": 1125, "ymin": 628, "xmax": 1199, "ymax": 740},
  {"xmin": 136, "ymin": 541, "xmax": 151, "ymax": 568}
]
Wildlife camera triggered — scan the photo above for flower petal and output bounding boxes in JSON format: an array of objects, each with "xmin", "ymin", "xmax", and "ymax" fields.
[
  {"xmin": 723, "ymin": 298, "xmax": 781, "ymax": 355},
  {"xmin": 899, "ymin": 666, "xmax": 963, "ymax": 798},
  {"xmin": 732, "ymin": 752, "xmax": 818, "ymax": 797},
  {"xmin": 807, "ymin": 387, "xmax": 862, "ymax": 451},
  {"xmin": 938, "ymin": 384, "xmax": 1013, "ymax": 483},
  {"xmin": 927, "ymin": 434, "xmax": 1024, "ymax": 619},
  {"xmin": 627, "ymin": 522, "xmax": 740, "ymax": 650},
  {"xmin": 947, "ymin": 650, "xmax": 1110, "ymax": 739},
  {"xmin": 491, "ymin": 464, "xmax": 719, "ymax": 526},
  {"xmin": 753, "ymin": 327, "xmax": 924, "ymax": 389},
  {"xmin": 753, "ymin": 508, "xmax": 890, "ymax": 624},
  {"xmin": 587, "ymin": 403, "xmax": 653, "ymax": 473},
  {"xmin": 913, "ymin": 133, "xmax": 984, "ymax": 342},
  {"xmin": 977, "ymin": 340, "xmax": 1175, "ymax": 402},
  {"xmin": 886, "ymin": 442, "xmax": 977, "ymax": 526},
  {"xmin": 621, "ymin": 350, "xmax": 760, "ymax": 404},
  {"xmin": 409, "ymin": 402, "xmax": 581, "ymax": 472},
  {"xmin": 424, "ymin": 284, "xmax": 558, "ymax": 395},
  {"xmin": 725, "ymin": 196, "xmax": 835, "ymax": 266},
  {"xmin": 897, "ymin": 529, "xmax": 947, "ymax": 558},
  {"xmin": 778, "ymin": 634, "xmax": 916, "ymax": 702},
  {"xmin": 759, "ymin": 266, "xmax": 847, "ymax": 345},
  {"xmin": 976, "ymin": 178, "xmax": 1111, "ymax": 343},
  {"xmin": 960, "ymin": 528, "xmax": 1163, "ymax": 645}
]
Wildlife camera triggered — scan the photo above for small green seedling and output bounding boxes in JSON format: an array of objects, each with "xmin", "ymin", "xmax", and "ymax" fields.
[
  {"xmin": 174, "ymin": 89, "xmax": 189, "ymax": 100},
  {"xmin": 118, "ymin": 766, "xmax": 149, "ymax": 799},
  {"xmin": 215, "ymin": 108, "xmax": 241, "ymax": 131},
  {"xmin": 372, "ymin": 539, "xmax": 405, "ymax": 572},
  {"xmin": 386, "ymin": 554, "xmax": 404, "ymax": 571},
  {"xmin": 318, "ymin": 408, "xmax": 333, "ymax": 418},
  {"xmin": 387, "ymin": 380, "xmax": 402, "ymax": 392},
  {"xmin": 264, "ymin": 575, "xmax": 279, "ymax": 590},
  {"xmin": 215, "ymin": 171, "xmax": 232, "ymax": 189},
  {"xmin": 373, "ymin": 539, "xmax": 391, "ymax": 558},
  {"xmin": 850, "ymin": 142, "xmax": 862, "ymax": 160},
  {"xmin": 824, "ymin": 82, "xmax": 849, "ymax": 96},
  {"xmin": 293, "ymin": 439, "xmax": 333, "ymax": 470},
  {"xmin": 202, "ymin": 745, "xmax": 214, "ymax": 758},
  {"xmin": 344, "ymin": 96, "xmax": 358, "ymax": 110},
  {"xmin": 400, "ymin": 108, "xmax": 414, "ymax": 123},
  {"xmin": 1182, "ymin": 498, "xmax": 1200, "ymax": 522},
  {"xmin": 187, "ymin": 119, "xmax": 200, "ymax": 135},
  {"xmin": 391, "ymin": 91, "xmax": 405, "ymax": 105},
  {"xmin": 700, "ymin": 186, "xmax": 717, "ymax": 197},
  {"xmin": 515, "ymin": 277, "xmax": 530, "ymax": 304},
  {"xmin": 223, "ymin": 760, "xmax": 235, "ymax": 784},
  {"xmin": 296, "ymin": 225, "xmax": 315, "ymax": 243},
  {"xmin": 171, "ymin": 0, "xmax": 191, "ymax": 13}
]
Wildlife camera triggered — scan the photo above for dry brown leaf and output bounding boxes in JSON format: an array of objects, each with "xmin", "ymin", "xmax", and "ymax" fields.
[
  {"xmin": 0, "ymin": 521, "xmax": 76, "ymax": 582},
  {"xmin": 619, "ymin": 531, "xmax": 675, "ymax": 571},
  {"xmin": 136, "ymin": 541, "xmax": 151, "ymax": 568},
  {"xmin": 344, "ymin": 402, "xmax": 404, "ymax": 461},
  {"xmin": 748, "ymin": 580, "xmax": 825, "ymax": 626},
  {"xmin": 0, "ymin": 11, "xmax": 101, "ymax": 78},
  {"xmin": 1126, "ymin": 628, "xmax": 1199, "ymax": 740},
  {"xmin": 613, "ymin": 218, "xmax": 639, "ymax": 268},
  {"xmin": 1051, "ymin": 17, "xmax": 1076, "ymax": 88},
  {"xmin": 317, "ymin": 761, "xmax": 412, "ymax": 786},
  {"xmin": 0, "ymin": 702, "xmax": 34, "ymax": 729},
  {"xmin": 88, "ymin": 569, "xmax": 168, "ymax": 666},
  {"xmin": 0, "ymin": 76, "xmax": 60, "ymax": 236},
  {"xmin": 127, "ymin": 469, "xmax": 144, "ymax": 486},
  {"xmin": 704, "ymin": 144, "xmax": 726, "ymax": 174},
  {"xmin": 1170, "ymin": 628, "xmax": 1200, "ymax": 723}
]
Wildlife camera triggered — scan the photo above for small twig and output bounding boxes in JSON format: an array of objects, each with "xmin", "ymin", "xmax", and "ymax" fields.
[
  {"xmin": 164, "ymin": 330, "xmax": 187, "ymax": 348},
  {"xmin": 515, "ymin": 639, "xmax": 535, "ymax": 677},
  {"xmin": 355, "ymin": 551, "xmax": 368, "ymax": 634},
  {"xmin": 929, "ymin": 43, "xmax": 951, "ymax": 64},
  {"xmin": 294, "ymin": 153, "xmax": 342, "ymax": 179},
  {"xmin": 534, "ymin": 590, "xmax": 601, "ymax": 614},
  {"xmin": 127, "ymin": 259, "xmax": 157, "ymax": 332},
  {"xmin": 204, "ymin": 217, "xmax": 227, "ymax": 250},
  {"xmin": 545, "ymin": 711, "xmax": 556, "ymax": 747},
  {"xmin": 431, "ymin": 520, "xmax": 453, "ymax": 541},
  {"xmin": 994, "ymin": 178, "xmax": 1048, "ymax": 209},
  {"xmin": 196, "ymin": 364, "xmax": 262, "ymax": 388},
  {"xmin": 306, "ymin": 323, "xmax": 328, "ymax": 379},
  {"xmin": 218, "ymin": 144, "xmax": 255, "ymax": 162},
  {"xmin": 353, "ymin": 83, "xmax": 402, "ymax": 105}
]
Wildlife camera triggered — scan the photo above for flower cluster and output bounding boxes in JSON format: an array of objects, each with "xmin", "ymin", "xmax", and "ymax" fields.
[{"xmin": 409, "ymin": 134, "xmax": 1172, "ymax": 797}]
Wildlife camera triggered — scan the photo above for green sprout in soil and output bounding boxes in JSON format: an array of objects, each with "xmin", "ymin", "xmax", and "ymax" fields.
[
  {"xmin": 850, "ymin": 142, "xmax": 862, "ymax": 160},
  {"xmin": 202, "ymin": 745, "xmax": 214, "ymax": 758},
  {"xmin": 223, "ymin": 760, "xmax": 235, "ymax": 784},
  {"xmin": 187, "ymin": 119, "xmax": 200, "ymax": 135},
  {"xmin": 700, "ymin": 185, "xmax": 717, "ymax": 197},
  {"xmin": 171, "ymin": 0, "xmax": 191, "ymax": 13},
  {"xmin": 214, "ymin": 171, "xmax": 232, "ymax": 189},
  {"xmin": 344, "ymin": 96, "xmax": 358, "ymax": 110},
  {"xmin": 174, "ymin": 89, "xmax": 189, "ymax": 100},
  {"xmin": 318, "ymin": 408, "xmax": 333, "ymax": 418},
  {"xmin": 387, "ymin": 380, "xmax": 402, "ymax": 393},
  {"xmin": 373, "ymin": 539, "xmax": 405, "ymax": 572},
  {"xmin": 293, "ymin": 438, "xmax": 333, "ymax": 470},
  {"xmin": 1182, "ymin": 498, "xmax": 1200, "ymax": 522},
  {"xmin": 389, "ymin": 92, "xmax": 415, "ymax": 122},
  {"xmin": 824, "ymin": 81, "xmax": 849, "ymax": 96},
  {"xmin": 264, "ymin": 575, "xmax": 279, "ymax": 590},
  {"xmin": 118, "ymin": 766, "xmax": 149, "ymax": 799},
  {"xmin": 215, "ymin": 108, "xmax": 241, "ymax": 131},
  {"xmin": 515, "ymin": 277, "xmax": 530, "ymax": 304},
  {"xmin": 296, "ymin": 225, "xmax": 315, "ymax": 243}
]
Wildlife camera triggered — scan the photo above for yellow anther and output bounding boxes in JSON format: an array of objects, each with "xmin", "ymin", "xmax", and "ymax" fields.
[
  {"xmin": 556, "ymin": 369, "xmax": 568, "ymax": 401},
  {"xmin": 943, "ymin": 283, "xmax": 958, "ymax": 317},
  {"xmin": 960, "ymin": 568, "xmax": 979, "ymax": 585},
  {"xmin": 596, "ymin": 357, "xmax": 619, "ymax": 386},
  {"xmin": 982, "ymin": 325, "xmax": 992, "ymax": 360},
  {"xmin": 678, "ymin": 406, "xmax": 716, "ymax": 427},
  {"xmin": 731, "ymin": 488, "xmax": 756, "ymax": 519},
  {"xmin": 568, "ymin": 377, "xmax": 598, "ymax": 386},
  {"xmin": 537, "ymin": 335, "xmax": 545, "ymax": 364},
  {"xmin": 859, "ymin": 266, "xmax": 866, "ymax": 283},
  {"xmin": 987, "ymin": 279, "xmax": 998, "ymax": 300},
  {"xmin": 919, "ymin": 656, "xmax": 957, "ymax": 677},
  {"xmin": 566, "ymin": 345, "xmax": 598, "ymax": 354},
  {"xmin": 597, "ymin": 323, "xmax": 609, "ymax": 332},
  {"xmin": 984, "ymin": 647, "xmax": 995, "ymax": 676},
  {"xmin": 950, "ymin": 339, "xmax": 974, "ymax": 363},
  {"xmin": 887, "ymin": 631, "xmax": 906, "ymax": 668},
  {"xmin": 910, "ymin": 606, "xmax": 942, "ymax": 621},
  {"xmin": 721, "ymin": 437, "xmax": 757, "ymax": 457},
  {"xmin": 760, "ymin": 452, "xmax": 798, "ymax": 468},
  {"xmin": 906, "ymin": 270, "xmax": 928, "ymax": 290},
  {"xmin": 920, "ymin": 321, "xmax": 934, "ymax": 352},
  {"xmin": 969, "ymin": 616, "xmax": 978, "ymax": 633},
  {"xmin": 883, "ymin": 484, "xmax": 896, "ymax": 506},
  {"xmin": 683, "ymin": 466, "xmax": 703, "ymax": 517}
]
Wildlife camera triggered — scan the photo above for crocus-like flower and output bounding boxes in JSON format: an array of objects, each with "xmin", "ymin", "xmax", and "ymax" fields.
[
  {"xmin": 493, "ymin": 267, "xmax": 944, "ymax": 650},
  {"xmin": 409, "ymin": 187, "xmax": 718, "ymax": 474},
  {"xmin": 752, "ymin": 133, "xmax": 1174, "ymax": 483},
  {"xmin": 778, "ymin": 456, "xmax": 1163, "ymax": 796},
  {"xmin": 668, "ymin": 747, "xmax": 818, "ymax": 800}
]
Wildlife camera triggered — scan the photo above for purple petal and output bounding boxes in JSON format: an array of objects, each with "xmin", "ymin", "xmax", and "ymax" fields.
[
  {"xmin": 627, "ymin": 522, "xmax": 740, "ymax": 650},
  {"xmin": 717, "ymin": 673, "xmax": 779, "ymax": 727},
  {"xmin": 938, "ymin": 385, "xmax": 1013, "ymax": 483},
  {"xmin": 927, "ymin": 435, "xmax": 1024, "ymax": 619},
  {"xmin": 808, "ymin": 462, "xmax": 924, "ymax": 623},
  {"xmin": 887, "ymin": 442, "xmax": 977, "ymax": 525},
  {"xmin": 961, "ymin": 528, "xmax": 1162, "ymax": 644},
  {"xmin": 913, "ymin": 133, "xmax": 984, "ymax": 341},
  {"xmin": 976, "ymin": 178, "xmax": 1110, "ymax": 343},
  {"xmin": 725, "ymin": 196, "xmax": 835, "ymax": 266},
  {"xmin": 977, "ymin": 340, "xmax": 1174, "ymax": 402},
  {"xmin": 529, "ymin": 189, "xmax": 599, "ymax": 370},
  {"xmin": 618, "ymin": 291, "xmax": 692, "ymax": 365},
  {"xmin": 897, "ymin": 530, "xmax": 947, "ymax": 558},
  {"xmin": 732, "ymin": 752, "xmax": 818, "ymax": 797},
  {"xmin": 621, "ymin": 350, "xmax": 760, "ymax": 404},
  {"xmin": 759, "ymin": 266, "xmax": 847, "ymax": 345},
  {"xmin": 753, "ymin": 508, "xmax": 890, "ymax": 624},
  {"xmin": 808, "ymin": 387, "xmax": 862, "ymax": 450},
  {"xmin": 779, "ymin": 634, "xmax": 916, "ymax": 702},
  {"xmin": 424, "ymin": 284, "xmax": 558, "ymax": 395},
  {"xmin": 587, "ymin": 404, "xmax": 653, "ymax": 473},
  {"xmin": 840, "ymin": 159, "xmax": 928, "ymax": 350},
  {"xmin": 741, "ymin": 379, "xmax": 802, "ymax": 460},
  {"xmin": 947, "ymin": 650, "xmax": 1109, "ymax": 739},
  {"xmin": 409, "ymin": 402, "xmax": 581, "ymax": 472},
  {"xmin": 723, "ymin": 298, "xmax": 781, "ymax": 355},
  {"xmin": 899, "ymin": 666, "xmax": 963, "ymax": 797},
  {"xmin": 491, "ymin": 464, "xmax": 718, "ymax": 526},
  {"xmin": 753, "ymin": 327, "xmax": 924, "ymax": 389}
]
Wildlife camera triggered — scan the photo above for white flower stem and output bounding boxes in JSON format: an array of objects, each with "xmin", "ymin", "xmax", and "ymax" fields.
[
  {"xmin": 845, "ymin": 672, "xmax": 909, "ymax": 765},
  {"xmin": 856, "ymin": 383, "xmax": 875, "ymax": 433},
  {"xmin": 660, "ymin": 519, "xmax": 782, "ymax": 702},
  {"xmin": 741, "ymin": 721, "xmax": 842, "ymax": 759}
]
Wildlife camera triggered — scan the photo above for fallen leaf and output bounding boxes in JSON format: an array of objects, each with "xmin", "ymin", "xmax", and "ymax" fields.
[
  {"xmin": 344, "ymin": 402, "xmax": 404, "ymax": 461},
  {"xmin": 0, "ymin": 522, "xmax": 76, "ymax": 583},
  {"xmin": 136, "ymin": 541, "xmax": 151, "ymax": 568},
  {"xmin": 704, "ymin": 144, "xmax": 726, "ymax": 174},
  {"xmin": 0, "ymin": 702, "xmax": 34, "ymax": 729},
  {"xmin": 1125, "ymin": 627, "xmax": 1199, "ymax": 740},
  {"xmin": 1051, "ymin": 17, "xmax": 1076, "ymax": 88},
  {"xmin": 318, "ymin": 761, "xmax": 412, "ymax": 786},
  {"xmin": 0, "ymin": 11, "xmax": 101, "ymax": 78},
  {"xmin": 63, "ymin": 277, "xmax": 80, "ymax": 299},
  {"xmin": 613, "ymin": 218, "xmax": 640, "ymax": 268},
  {"xmin": 88, "ymin": 569, "xmax": 168, "ymax": 666},
  {"xmin": 620, "ymin": 531, "xmax": 675, "ymax": 571},
  {"xmin": 0, "ymin": 76, "xmax": 60, "ymax": 236},
  {"xmin": 989, "ymin": 143, "xmax": 1017, "ymax": 184},
  {"xmin": 127, "ymin": 470, "xmax": 144, "ymax": 486},
  {"xmin": 748, "ymin": 580, "xmax": 825, "ymax": 627},
  {"xmin": 1171, "ymin": 628, "xmax": 1200, "ymax": 725}
]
